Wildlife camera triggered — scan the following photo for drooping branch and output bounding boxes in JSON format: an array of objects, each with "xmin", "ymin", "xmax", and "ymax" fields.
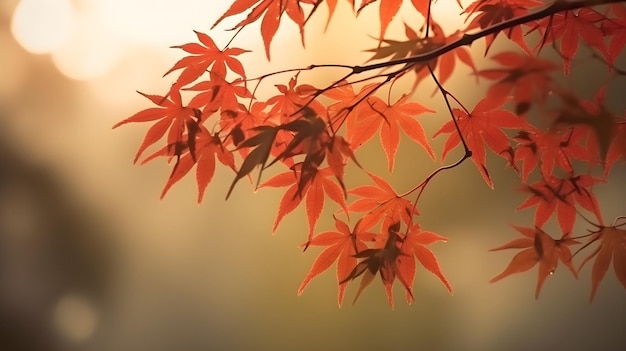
[
  {"xmin": 352, "ymin": 0, "xmax": 625, "ymax": 74},
  {"xmin": 115, "ymin": 0, "xmax": 626, "ymax": 305},
  {"xmin": 246, "ymin": 0, "xmax": 625, "ymax": 127}
]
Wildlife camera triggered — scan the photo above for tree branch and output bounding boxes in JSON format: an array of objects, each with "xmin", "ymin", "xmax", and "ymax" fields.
[{"xmin": 352, "ymin": 0, "xmax": 625, "ymax": 74}]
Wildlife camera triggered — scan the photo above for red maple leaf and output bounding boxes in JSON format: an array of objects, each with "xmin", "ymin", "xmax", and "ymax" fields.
[
  {"xmin": 165, "ymin": 31, "xmax": 249, "ymax": 88},
  {"xmin": 356, "ymin": 0, "xmax": 402, "ymax": 41},
  {"xmin": 490, "ymin": 226, "xmax": 579, "ymax": 298},
  {"xmin": 603, "ymin": 119, "xmax": 626, "ymax": 177},
  {"xmin": 434, "ymin": 95, "xmax": 530, "ymax": 188},
  {"xmin": 212, "ymin": 0, "xmax": 314, "ymax": 60},
  {"xmin": 601, "ymin": 4, "xmax": 626, "ymax": 64},
  {"xmin": 219, "ymin": 101, "xmax": 271, "ymax": 155},
  {"xmin": 532, "ymin": 8, "xmax": 609, "ymax": 74},
  {"xmin": 308, "ymin": 0, "xmax": 342, "ymax": 31},
  {"xmin": 224, "ymin": 78, "xmax": 324, "ymax": 179},
  {"xmin": 185, "ymin": 73, "xmax": 252, "ymax": 116},
  {"xmin": 552, "ymin": 88, "xmax": 616, "ymax": 159},
  {"xmin": 339, "ymin": 222, "xmax": 408, "ymax": 307},
  {"xmin": 226, "ymin": 125, "xmax": 279, "ymax": 199},
  {"xmin": 477, "ymin": 51, "xmax": 556, "ymax": 115},
  {"xmin": 260, "ymin": 165, "xmax": 348, "ymax": 241},
  {"xmin": 112, "ymin": 88, "xmax": 199, "ymax": 164},
  {"xmin": 225, "ymin": 102, "xmax": 301, "ymax": 169},
  {"xmin": 462, "ymin": 0, "xmax": 543, "ymax": 54},
  {"xmin": 268, "ymin": 115, "xmax": 330, "ymax": 173},
  {"xmin": 347, "ymin": 172, "xmax": 417, "ymax": 232},
  {"xmin": 267, "ymin": 73, "xmax": 324, "ymax": 123},
  {"xmin": 578, "ymin": 224, "xmax": 626, "ymax": 301},
  {"xmin": 365, "ymin": 21, "xmax": 477, "ymax": 90},
  {"xmin": 256, "ymin": 75, "xmax": 328, "ymax": 170},
  {"xmin": 348, "ymin": 94, "xmax": 435, "ymax": 172},
  {"xmin": 325, "ymin": 135, "xmax": 360, "ymax": 191},
  {"xmin": 141, "ymin": 127, "xmax": 236, "ymax": 202},
  {"xmin": 516, "ymin": 174, "xmax": 604, "ymax": 234},
  {"xmin": 549, "ymin": 88, "xmax": 619, "ymax": 177},
  {"xmin": 297, "ymin": 217, "xmax": 377, "ymax": 307},
  {"xmin": 429, "ymin": 24, "xmax": 478, "ymax": 89},
  {"xmin": 397, "ymin": 223, "xmax": 453, "ymax": 303},
  {"xmin": 340, "ymin": 221, "xmax": 451, "ymax": 308},
  {"xmin": 512, "ymin": 126, "xmax": 590, "ymax": 183},
  {"xmin": 324, "ymin": 81, "xmax": 379, "ymax": 142},
  {"xmin": 229, "ymin": 76, "xmax": 352, "ymax": 188},
  {"xmin": 410, "ymin": 0, "xmax": 435, "ymax": 18}
]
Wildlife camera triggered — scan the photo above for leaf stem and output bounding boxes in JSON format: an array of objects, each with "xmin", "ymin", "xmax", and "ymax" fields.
[
  {"xmin": 613, "ymin": 216, "xmax": 626, "ymax": 227},
  {"xmin": 400, "ymin": 153, "xmax": 471, "ymax": 200},
  {"xmin": 571, "ymin": 230, "xmax": 602, "ymax": 258},
  {"xmin": 401, "ymin": 152, "xmax": 472, "ymax": 232},
  {"xmin": 395, "ymin": 61, "xmax": 475, "ymax": 229},
  {"xmin": 245, "ymin": 63, "xmax": 355, "ymax": 84},
  {"xmin": 224, "ymin": 27, "xmax": 244, "ymax": 49},
  {"xmin": 427, "ymin": 64, "xmax": 471, "ymax": 155},
  {"xmin": 425, "ymin": 0, "xmax": 433, "ymax": 38},
  {"xmin": 569, "ymin": 229, "xmax": 601, "ymax": 240}
]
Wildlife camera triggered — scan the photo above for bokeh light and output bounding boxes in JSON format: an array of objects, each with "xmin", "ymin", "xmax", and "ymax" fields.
[
  {"xmin": 51, "ymin": 10, "xmax": 122, "ymax": 81},
  {"xmin": 53, "ymin": 294, "xmax": 98, "ymax": 342},
  {"xmin": 10, "ymin": 0, "xmax": 240, "ymax": 81},
  {"xmin": 97, "ymin": 0, "xmax": 233, "ymax": 46},
  {"xmin": 11, "ymin": 0, "xmax": 74, "ymax": 54}
]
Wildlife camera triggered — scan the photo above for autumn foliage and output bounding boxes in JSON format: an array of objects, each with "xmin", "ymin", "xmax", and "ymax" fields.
[{"xmin": 114, "ymin": 0, "xmax": 626, "ymax": 306}]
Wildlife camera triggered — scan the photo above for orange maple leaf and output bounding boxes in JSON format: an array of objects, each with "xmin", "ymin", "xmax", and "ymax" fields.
[
  {"xmin": 517, "ymin": 174, "xmax": 604, "ymax": 234},
  {"xmin": 347, "ymin": 172, "xmax": 417, "ymax": 232},
  {"xmin": 490, "ymin": 226, "xmax": 579, "ymax": 298},
  {"xmin": 512, "ymin": 126, "xmax": 590, "ymax": 183},
  {"xmin": 397, "ymin": 223, "xmax": 453, "ymax": 303},
  {"xmin": 141, "ymin": 127, "xmax": 236, "ymax": 203},
  {"xmin": 532, "ymin": 8, "xmax": 609, "ymax": 74},
  {"xmin": 213, "ymin": 0, "xmax": 314, "ymax": 60},
  {"xmin": 434, "ymin": 95, "xmax": 530, "ymax": 188},
  {"xmin": 603, "ymin": 119, "xmax": 626, "ymax": 177},
  {"xmin": 112, "ymin": 88, "xmax": 199, "ymax": 164},
  {"xmin": 578, "ymin": 224, "xmax": 626, "ymax": 301},
  {"xmin": 477, "ymin": 51, "xmax": 556, "ymax": 115},
  {"xmin": 297, "ymin": 217, "xmax": 376, "ymax": 307},
  {"xmin": 356, "ymin": 0, "xmax": 402, "ymax": 42},
  {"xmin": 462, "ymin": 0, "xmax": 543, "ymax": 54},
  {"xmin": 349, "ymin": 94, "xmax": 435, "ymax": 172},
  {"xmin": 165, "ymin": 31, "xmax": 249, "ymax": 88},
  {"xmin": 340, "ymin": 221, "xmax": 451, "ymax": 308},
  {"xmin": 339, "ymin": 222, "xmax": 407, "ymax": 307},
  {"xmin": 260, "ymin": 165, "xmax": 348, "ymax": 241}
]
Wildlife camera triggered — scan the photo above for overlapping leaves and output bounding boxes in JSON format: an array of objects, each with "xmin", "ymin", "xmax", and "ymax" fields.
[
  {"xmin": 578, "ymin": 223, "xmax": 626, "ymax": 301},
  {"xmin": 114, "ymin": 0, "xmax": 626, "ymax": 306},
  {"xmin": 490, "ymin": 226, "xmax": 578, "ymax": 298},
  {"xmin": 434, "ymin": 95, "xmax": 531, "ymax": 187}
]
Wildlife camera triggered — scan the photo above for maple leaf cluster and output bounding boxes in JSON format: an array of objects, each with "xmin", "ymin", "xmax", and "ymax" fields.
[{"xmin": 115, "ymin": 0, "xmax": 626, "ymax": 306}]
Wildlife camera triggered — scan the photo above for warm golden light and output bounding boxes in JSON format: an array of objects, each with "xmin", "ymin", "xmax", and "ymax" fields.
[
  {"xmin": 2, "ymin": 1, "xmax": 626, "ymax": 351},
  {"xmin": 51, "ymin": 11, "xmax": 122, "ymax": 81},
  {"xmin": 10, "ymin": 0, "xmax": 258, "ymax": 81},
  {"xmin": 431, "ymin": 0, "xmax": 469, "ymax": 34},
  {"xmin": 11, "ymin": 0, "xmax": 74, "ymax": 54},
  {"xmin": 98, "ymin": 0, "xmax": 236, "ymax": 46}
]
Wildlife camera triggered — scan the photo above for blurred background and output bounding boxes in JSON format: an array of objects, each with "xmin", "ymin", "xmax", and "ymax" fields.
[{"xmin": 0, "ymin": 0, "xmax": 625, "ymax": 350}]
